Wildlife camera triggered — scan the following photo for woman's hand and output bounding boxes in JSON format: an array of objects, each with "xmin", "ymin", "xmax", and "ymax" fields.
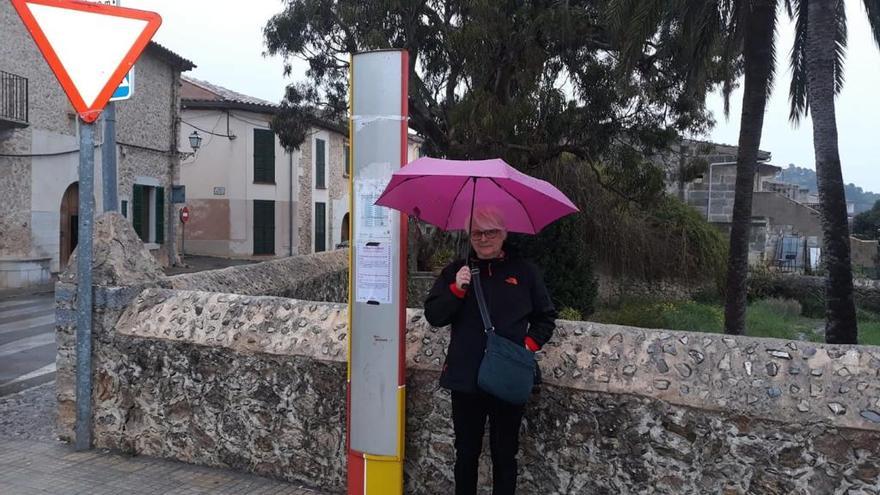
[{"xmin": 455, "ymin": 266, "xmax": 471, "ymax": 290}]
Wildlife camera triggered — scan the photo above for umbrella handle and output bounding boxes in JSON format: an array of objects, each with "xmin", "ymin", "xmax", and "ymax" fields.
[{"xmin": 461, "ymin": 265, "xmax": 476, "ymax": 290}]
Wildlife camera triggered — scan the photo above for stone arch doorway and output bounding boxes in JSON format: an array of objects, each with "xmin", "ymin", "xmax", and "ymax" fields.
[
  {"xmin": 59, "ymin": 182, "xmax": 79, "ymax": 269},
  {"xmin": 341, "ymin": 212, "xmax": 350, "ymax": 245}
]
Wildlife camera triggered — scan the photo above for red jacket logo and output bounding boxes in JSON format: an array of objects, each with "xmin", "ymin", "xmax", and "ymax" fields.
[{"xmin": 505, "ymin": 276, "xmax": 518, "ymax": 285}]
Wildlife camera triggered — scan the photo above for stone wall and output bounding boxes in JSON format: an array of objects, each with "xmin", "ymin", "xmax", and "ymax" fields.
[
  {"xmin": 851, "ymin": 237, "xmax": 879, "ymax": 273},
  {"xmin": 57, "ymin": 290, "xmax": 880, "ymax": 493},
  {"xmin": 167, "ymin": 248, "xmax": 347, "ymax": 297},
  {"xmin": 595, "ymin": 272, "xmax": 715, "ymax": 305},
  {"xmin": 750, "ymin": 271, "xmax": 880, "ymax": 317},
  {"xmin": 55, "ymin": 213, "xmax": 880, "ymax": 493}
]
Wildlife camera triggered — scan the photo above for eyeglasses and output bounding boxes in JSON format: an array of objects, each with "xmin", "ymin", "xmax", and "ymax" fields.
[{"xmin": 471, "ymin": 229, "xmax": 502, "ymax": 240}]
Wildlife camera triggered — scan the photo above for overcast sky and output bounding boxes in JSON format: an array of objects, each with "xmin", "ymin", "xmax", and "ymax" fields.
[{"xmin": 126, "ymin": 0, "xmax": 880, "ymax": 192}]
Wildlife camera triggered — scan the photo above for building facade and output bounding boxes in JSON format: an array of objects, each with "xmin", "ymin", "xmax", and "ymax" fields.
[
  {"xmin": 673, "ymin": 140, "xmax": 824, "ymax": 270},
  {"xmin": 0, "ymin": 1, "xmax": 193, "ymax": 289},
  {"xmin": 179, "ymin": 77, "xmax": 422, "ymax": 259}
]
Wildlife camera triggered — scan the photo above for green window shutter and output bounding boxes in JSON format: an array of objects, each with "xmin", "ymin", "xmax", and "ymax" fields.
[
  {"xmin": 254, "ymin": 129, "xmax": 275, "ymax": 183},
  {"xmin": 132, "ymin": 185, "xmax": 145, "ymax": 241},
  {"xmin": 155, "ymin": 186, "xmax": 165, "ymax": 244},
  {"xmin": 344, "ymin": 144, "xmax": 350, "ymax": 177},
  {"xmin": 315, "ymin": 202, "xmax": 326, "ymax": 252},
  {"xmin": 316, "ymin": 139, "xmax": 326, "ymax": 189},
  {"xmin": 253, "ymin": 200, "xmax": 275, "ymax": 255}
]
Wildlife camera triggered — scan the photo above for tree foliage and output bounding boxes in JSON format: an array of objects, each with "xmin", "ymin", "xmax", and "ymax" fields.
[
  {"xmin": 853, "ymin": 200, "xmax": 880, "ymax": 240},
  {"xmin": 264, "ymin": 0, "xmax": 733, "ymax": 179},
  {"xmin": 263, "ymin": 0, "xmax": 738, "ymax": 314}
]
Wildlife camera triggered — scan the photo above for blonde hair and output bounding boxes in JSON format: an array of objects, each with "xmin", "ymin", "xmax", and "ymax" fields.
[{"xmin": 465, "ymin": 206, "xmax": 506, "ymax": 233}]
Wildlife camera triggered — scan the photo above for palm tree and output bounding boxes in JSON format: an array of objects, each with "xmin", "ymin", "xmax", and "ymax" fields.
[
  {"xmin": 788, "ymin": 0, "xmax": 880, "ymax": 343},
  {"xmin": 607, "ymin": 0, "xmax": 778, "ymax": 336},
  {"xmin": 723, "ymin": 0, "xmax": 778, "ymax": 336}
]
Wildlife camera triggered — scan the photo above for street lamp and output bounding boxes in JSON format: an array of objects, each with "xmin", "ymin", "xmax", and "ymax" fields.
[
  {"xmin": 188, "ymin": 131, "xmax": 202, "ymax": 152},
  {"xmin": 180, "ymin": 131, "xmax": 202, "ymax": 160}
]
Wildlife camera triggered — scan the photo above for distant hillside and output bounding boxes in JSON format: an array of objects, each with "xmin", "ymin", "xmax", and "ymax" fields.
[{"xmin": 776, "ymin": 164, "xmax": 880, "ymax": 214}]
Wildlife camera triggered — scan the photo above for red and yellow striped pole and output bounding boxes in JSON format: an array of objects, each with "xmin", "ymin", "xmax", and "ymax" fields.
[{"xmin": 346, "ymin": 49, "xmax": 409, "ymax": 495}]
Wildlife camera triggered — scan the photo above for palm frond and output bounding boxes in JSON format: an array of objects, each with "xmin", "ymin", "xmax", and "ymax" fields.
[
  {"xmin": 719, "ymin": 0, "xmax": 746, "ymax": 119},
  {"xmin": 863, "ymin": 0, "xmax": 880, "ymax": 49},
  {"xmin": 834, "ymin": 0, "xmax": 848, "ymax": 95},
  {"xmin": 788, "ymin": 0, "xmax": 809, "ymax": 123}
]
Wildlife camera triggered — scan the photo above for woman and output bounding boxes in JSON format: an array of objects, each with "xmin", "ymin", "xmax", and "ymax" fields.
[{"xmin": 424, "ymin": 207, "xmax": 557, "ymax": 495}]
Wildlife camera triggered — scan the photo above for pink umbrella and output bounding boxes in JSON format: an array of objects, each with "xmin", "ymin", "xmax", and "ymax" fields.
[{"xmin": 374, "ymin": 157, "xmax": 579, "ymax": 234}]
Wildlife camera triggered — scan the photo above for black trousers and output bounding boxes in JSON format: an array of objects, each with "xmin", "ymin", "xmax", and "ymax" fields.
[{"xmin": 451, "ymin": 390, "xmax": 526, "ymax": 495}]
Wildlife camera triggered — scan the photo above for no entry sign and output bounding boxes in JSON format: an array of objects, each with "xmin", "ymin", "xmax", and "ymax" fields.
[
  {"xmin": 179, "ymin": 206, "xmax": 190, "ymax": 224},
  {"xmin": 11, "ymin": 0, "xmax": 161, "ymax": 122}
]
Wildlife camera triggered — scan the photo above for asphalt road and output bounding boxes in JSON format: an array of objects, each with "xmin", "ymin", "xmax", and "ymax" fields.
[{"xmin": 0, "ymin": 293, "xmax": 56, "ymax": 397}]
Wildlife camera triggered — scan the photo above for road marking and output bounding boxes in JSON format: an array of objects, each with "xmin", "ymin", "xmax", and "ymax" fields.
[
  {"xmin": 0, "ymin": 305, "xmax": 54, "ymax": 319},
  {"xmin": 0, "ymin": 333, "xmax": 55, "ymax": 358},
  {"xmin": 0, "ymin": 297, "xmax": 48, "ymax": 309},
  {"xmin": 0, "ymin": 314, "xmax": 56, "ymax": 335},
  {"xmin": 0, "ymin": 362, "xmax": 56, "ymax": 387}
]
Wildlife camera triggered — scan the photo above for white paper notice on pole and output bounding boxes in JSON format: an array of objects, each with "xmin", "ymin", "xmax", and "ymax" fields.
[
  {"xmin": 355, "ymin": 243, "xmax": 393, "ymax": 305},
  {"xmin": 355, "ymin": 173, "xmax": 394, "ymax": 305},
  {"xmin": 355, "ymin": 175, "xmax": 393, "ymax": 243}
]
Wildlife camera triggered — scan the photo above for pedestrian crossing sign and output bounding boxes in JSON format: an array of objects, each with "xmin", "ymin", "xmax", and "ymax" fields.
[{"xmin": 110, "ymin": 69, "xmax": 133, "ymax": 101}]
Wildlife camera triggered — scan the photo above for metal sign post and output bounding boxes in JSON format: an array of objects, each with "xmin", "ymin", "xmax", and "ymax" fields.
[
  {"xmin": 101, "ymin": 0, "xmax": 122, "ymax": 213},
  {"xmin": 11, "ymin": 0, "xmax": 162, "ymax": 451},
  {"xmin": 347, "ymin": 49, "xmax": 409, "ymax": 495},
  {"xmin": 74, "ymin": 119, "xmax": 95, "ymax": 451}
]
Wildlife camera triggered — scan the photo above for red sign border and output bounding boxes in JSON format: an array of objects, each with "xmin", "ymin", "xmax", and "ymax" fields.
[{"xmin": 11, "ymin": 0, "xmax": 162, "ymax": 123}]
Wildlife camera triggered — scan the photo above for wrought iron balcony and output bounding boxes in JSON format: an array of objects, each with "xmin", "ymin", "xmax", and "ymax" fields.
[{"xmin": 1, "ymin": 70, "xmax": 28, "ymax": 129}]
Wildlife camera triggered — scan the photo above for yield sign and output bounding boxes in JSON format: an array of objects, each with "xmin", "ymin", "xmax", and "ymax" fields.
[{"xmin": 11, "ymin": 0, "xmax": 161, "ymax": 123}]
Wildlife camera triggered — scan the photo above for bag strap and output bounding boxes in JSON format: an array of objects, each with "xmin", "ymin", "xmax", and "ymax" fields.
[{"xmin": 470, "ymin": 266, "xmax": 494, "ymax": 332}]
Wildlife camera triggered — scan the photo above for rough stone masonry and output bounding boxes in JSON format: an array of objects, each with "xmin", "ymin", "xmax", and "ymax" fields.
[{"xmin": 55, "ymin": 213, "xmax": 880, "ymax": 494}]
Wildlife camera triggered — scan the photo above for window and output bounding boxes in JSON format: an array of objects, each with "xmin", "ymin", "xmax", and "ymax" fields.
[
  {"xmin": 131, "ymin": 184, "xmax": 164, "ymax": 244},
  {"xmin": 253, "ymin": 200, "xmax": 275, "ymax": 255},
  {"xmin": 315, "ymin": 202, "xmax": 326, "ymax": 252},
  {"xmin": 343, "ymin": 144, "xmax": 350, "ymax": 177},
  {"xmin": 315, "ymin": 138, "xmax": 326, "ymax": 189},
  {"xmin": 253, "ymin": 129, "xmax": 275, "ymax": 183}
]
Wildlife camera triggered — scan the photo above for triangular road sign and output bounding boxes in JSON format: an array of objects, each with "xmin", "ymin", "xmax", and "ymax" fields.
[{"xmin": 11, "ymin": 0, "xmax": 161, "ymax": 123}]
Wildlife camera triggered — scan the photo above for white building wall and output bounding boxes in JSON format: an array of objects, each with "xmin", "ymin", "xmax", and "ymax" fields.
[{"xmin": 179, "ymin": 109, "xmax": 299, "ymax": 258}]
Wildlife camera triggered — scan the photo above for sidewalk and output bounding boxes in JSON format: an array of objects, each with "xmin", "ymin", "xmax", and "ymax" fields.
[
  {"xmin": 0, "ymin": 383, "xmax": 334, "ymax": 495},
  {"xmin": 0, "ymin": 440, "xmax": 331, "ymax": 495}
]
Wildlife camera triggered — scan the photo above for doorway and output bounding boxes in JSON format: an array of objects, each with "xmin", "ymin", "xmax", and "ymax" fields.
[{"xmin": 59, "ymin": 182, "xmax": 79, "ymax": 269}]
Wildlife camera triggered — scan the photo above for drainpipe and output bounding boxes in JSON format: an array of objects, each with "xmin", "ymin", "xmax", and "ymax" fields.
[
  {"xmin": 168, "ymin": 72, "xmax": 181, "ymax": 266},
  {"xmin": 287, "ymin": 151, "xmax": 293, "ymax": 256},
  {"xmin": 101, "ymin": 103, "xmax": 118, "ymax": 212}
]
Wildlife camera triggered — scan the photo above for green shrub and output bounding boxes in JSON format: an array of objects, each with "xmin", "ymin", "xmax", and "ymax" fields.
[
  {"xmin": 558, "ymin": 306, "xmax": 583, "ymax": 321},
  {"xmin": 664, "ymin": 301, "xmax": 723, "ymax": 332},
  {"xmin": 859, "ymin": 321, "xmax": 880, "ymax": 346},
  {"xmin": 590, "ymin": 299, "xmax": 722, "ymax": 332},
  {"xmin": 691, "ymin": 285, "xmax": 723, "ymax": 305},
  {"xmin": 800, "ymin": 298, "xmax": 826, "ymax": 319},
  {"xmin": 508, "ymin": 215, "xmax": 598, "ymax": 318},
  {"xmin": 756, "ymin": 298, "xmax": 803, "ymax": 318}
]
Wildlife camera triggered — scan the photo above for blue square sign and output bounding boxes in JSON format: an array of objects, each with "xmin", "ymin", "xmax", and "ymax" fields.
[{"xmin": 110, "ymin": 68, "xmax": 134, "ymax": 102}]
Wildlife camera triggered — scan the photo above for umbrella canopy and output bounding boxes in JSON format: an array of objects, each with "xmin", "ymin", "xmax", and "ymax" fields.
[{"xmin": 374, "ymin": 157, "xmax": 579, "ymax": 234}]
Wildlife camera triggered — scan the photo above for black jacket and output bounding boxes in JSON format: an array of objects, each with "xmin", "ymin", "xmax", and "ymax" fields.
[{"xmin": 424, "ymin": 252, "xmax": 557, "ymax": 392}]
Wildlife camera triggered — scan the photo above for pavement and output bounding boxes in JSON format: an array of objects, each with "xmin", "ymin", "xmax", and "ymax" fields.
[{"xmin": 0, "ymin": 383, "xmax": 335, "ymax": 495}]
